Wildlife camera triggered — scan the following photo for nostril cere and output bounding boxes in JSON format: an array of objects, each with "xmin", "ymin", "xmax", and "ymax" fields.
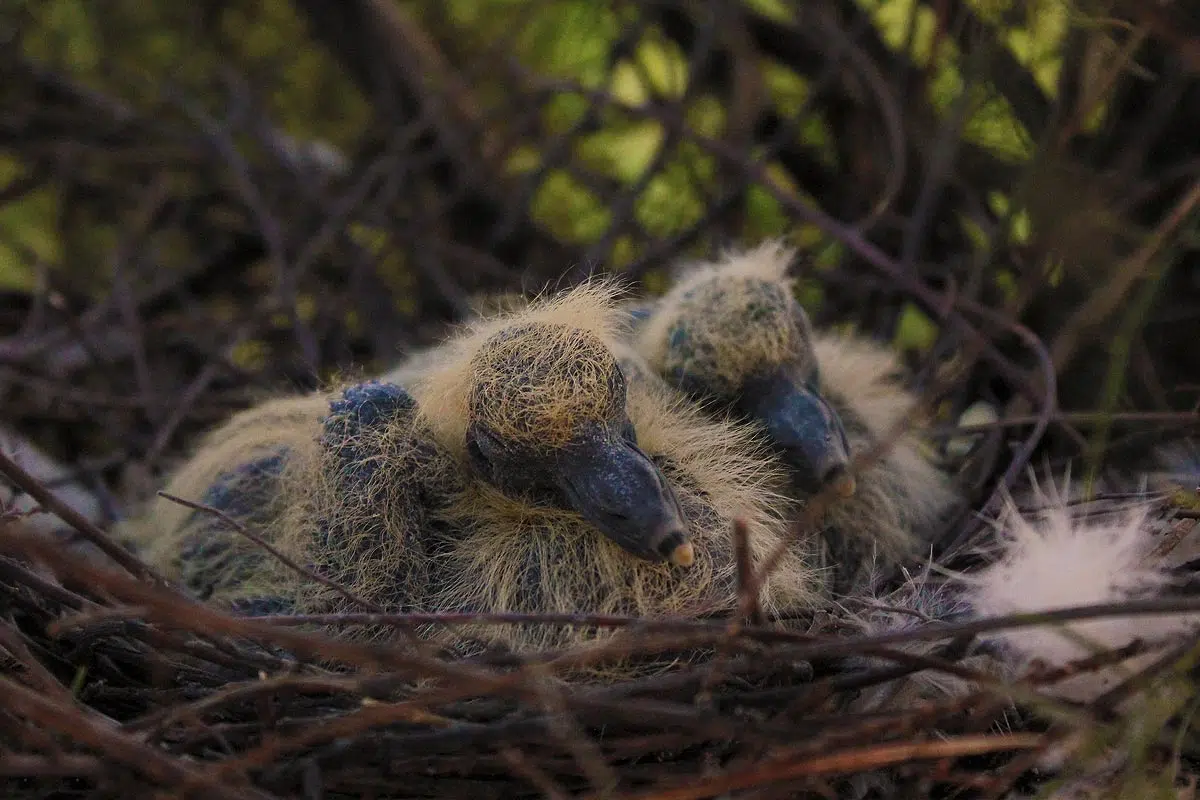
[{"xmin": 656, "ymin": 530, "xmax": 684, "ymax": 557}]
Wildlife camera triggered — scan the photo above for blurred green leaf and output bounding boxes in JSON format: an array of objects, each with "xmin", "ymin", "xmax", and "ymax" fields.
[
  {"xmin": 576, "ymin": 120, "xmax": 664, "ymax": 184},
  {"xmin": 894, "ymin": 302, "xmax": 939, "ymax": 353},
  {"xmin": 744, "ymin": 185, "xmax": 789, "ymax": 241},
  {"xmin": 532, "ymin": 170, "xmax": 611, "ymax": 243},
  {"xmin": 610, "ymin": 36, "xmax": 689, "ymax": 104},
  {"xmin": 0, "ymin": 158, "xmax": 60, "ymax": 291}
]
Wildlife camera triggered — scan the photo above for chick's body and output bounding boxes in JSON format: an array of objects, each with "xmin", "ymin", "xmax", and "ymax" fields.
[
  {"xmin": 129, "ymin": 281, "xmax": 821, "ymax": 655},
  {"xmin": 630, "ymin": 241, "xmax": 960, "ymax": 585}
]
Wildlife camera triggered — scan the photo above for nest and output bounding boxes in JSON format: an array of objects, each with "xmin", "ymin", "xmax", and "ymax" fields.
[
  {"xmin": 4, "ymin": 491, "xmax": 1200, "ymax": 799},
  {"xmin": 3, "ymin": 0, "xmax": 1200, "ymax": 796}
]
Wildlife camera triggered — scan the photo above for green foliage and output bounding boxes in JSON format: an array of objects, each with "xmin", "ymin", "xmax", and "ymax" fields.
[
  {"xmin": 230, "ymin": 340, "xmax": 269, "ymax": 372},
  {"xmin": 20, "ymin": 1, "xmax": 369, "ymax": 147},
  {"xmin": 743, "ymin": 0, "xmax": 792, "ymax": 23},
  {"xmin": 1003, "ymin": 0, "xmax": 1070, "ymax": 94},
  {"xmin": 522, "ymin": 2, "xmax": 622, "ymax": 83},
  {"xmin": 27, "ymin": 0, "xmax": 99, "ymax": 72},
  {"xmin": 609, "ymin": 35, "xmax": 690, "ymax": 103},
  {"xmin": 11, "ymin": 0, "xmax": 372, "ymax": 300},
  {"xmin": 0, "ymin": 158, "xmax": 60, "ymax": 291},
  {"xmin": 744, "ymin": 185, "xmax": 789, "ymax": 241},
  {"xmin": 986, "ymin": 190, "xmax": 1033, "ymax": 245},
  {"xmin": 893, "ymin": 302, "xmax": 939, "ymax": 354},
  {"xmin": 531, "ymin": 170, "xmax": 611, "ymax": 243},
  {"xmin": 511, "ymin": 0, "xmax": 1076, "ymax": 254},
  {"xmin": 10, "ymin": 0, "xmax": 1090, "ymax": 280},
  {"xmin": 575, "ymin": 120, "xmax": 664, "ymax": 184},
  {"xmin": 635, "ymin": 143, "xmax": 716, "ymax": 237},
  {"xmin": 219, "ymin": 3, "xmax": 370, "ymax": 145},
  {"xmin": 868, "ymin": 0, "xmax": 940, "ymax": 66},
  {"xmin": 860, "ymin": 0, "xmax": 1071, "ymax": 161}
]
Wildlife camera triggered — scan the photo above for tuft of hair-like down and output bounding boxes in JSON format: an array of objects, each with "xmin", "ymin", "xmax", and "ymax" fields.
[{"xmin": 811, "ymin": 332, "xmax": 960, "ymax": 571}]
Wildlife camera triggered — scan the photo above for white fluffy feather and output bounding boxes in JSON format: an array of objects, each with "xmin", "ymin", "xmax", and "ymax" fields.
[{"xmin": 965, "ymin": 481, "xmax": 1200, "ymax": 702}]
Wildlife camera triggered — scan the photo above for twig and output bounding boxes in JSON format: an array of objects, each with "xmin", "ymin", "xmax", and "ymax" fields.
[
  {"xmin": 0, "ymin": 673, "xmax": 270, "ymax": 799},
  {"xmin": 0, "ymin": 753, "xmax": 106, "ymax": 778},
  {"xmin": 595, "ymin": 733, "xmax": 1046, "ymax": 800},
  {"xmin": 732, "ymin": 518, "xmax": 763, "ymax": 627},
  {"xmin": 0, "ymin": 448, "xmax": 162, "ymax": 582},
  {"xmin": 1049, "ymin": 177, "xmax": 1200, "ymax": 376}
]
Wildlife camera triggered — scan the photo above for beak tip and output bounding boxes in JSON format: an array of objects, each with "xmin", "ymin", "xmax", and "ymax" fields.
[
  {"xmin": 832, "ymin": 474, "xmax": 857, "ymax": 499},
  {"xmin": 668, "ymin": 540, "xmax": 695, "ymax": 567}
]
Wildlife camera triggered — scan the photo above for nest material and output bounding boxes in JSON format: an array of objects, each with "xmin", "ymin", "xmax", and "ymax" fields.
[{"xmin": 5, "ymin": 488, "xmax": 1200, "ymax": 799}]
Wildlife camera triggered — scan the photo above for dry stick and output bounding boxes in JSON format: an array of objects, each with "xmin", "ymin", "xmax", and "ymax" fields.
[
  {"xmin": 928, "ymin": 409, "xmax": 1200, "ymax": 438},
  {"xmin": 731, "ymin": 519, "xmax": 763, "ymax": 627},
  {"xmin": 1059, "ymin": 24, "xmax": 1151, "ymax": 147},
  {"xmin": 813, "ymin": 6, "xmax": 908, "ymax": 232},
  {"xmin": 108, "ymin": 175, "xmax": 173, "ymax": 428},
  {"xmin": 2, "ymin": 528, "xmax": 1184, "ymax": 756},
  {"xmin": 1091, "ymin": 635, "xmax": 1200, "ymax": 717},
  {"xmin": 229, "ymin": 702, "xmax": 737, "ymax": 789},
  {"xmin": 0, "ymin": 448, "xmax": 163, "ymax": 583},
  {"xmin": 784, "ymin": 692, "xmax": 1024, "ymax": 783},
  {"xmin": 216, "ymin": 680, "xmax": 738, "ymax": 784},
  {"xmin": 42, "ymin": 291, "xmax": 112, "ymax": 384},
  {"xmin": 0, "ymin": 617, "xmax": 72, "ymax": 700},
  {"xmin": 900, "ymin": 37, "xmax": 976, "ymax": 271},
  {"xmin": 174, "ymin": 89, "xmax": 319, "ymax": 371},
  {"xmin": 1049, "ymin": 177, "xmax": 1200, "ymax": 377},
  {"xmin": 0, "ymin": 529, "xmax": 728, "ymax": 753},
  {"xmin": 121, "ymin": 674, "xmax": 380, "ymax": 735},
  {"xmin": 156, "ymin": 491, "xmax": 384, "ymax": 615},
  {"xmin": 524, "ymin": 660, "xmax": 621, "ymax": 799},
  {"xmin": 0, "ymin": 551, "xmax": 95, "ymax": 610},
  {"xmin": 237, "ymin": 593, "xmax": 1200, "ymax": 662},
  {"xmin": 0, "ymin": 526, "xmax": 498, "ymax": 683},
  {"xmin": 570, "ymin": 632, "xmax": 1000, "ymax": 720},
  {"xmin": 944, "ymin": 639, "xmax": 1190, "ymax": 800},
  {"xmin": 945, "ymin": 300, "xmax": 1058, "ymax": 551},
  {"xmin": 142, "ymin": 321, "xmax": 253, "ymax": 468},
  {"xmin": 214, "ymin": 698, "xmax": 515, "ymax": 778},
  {"xmin": 0, "ymin": 672, "xmax": 270, "ymax": 800},
  {"xmin": 0, "ymin": 754, "xmax": 106, "ymax": 779},
  {"xmin": 1119, "ymin": 1, "xmax": 1200, "ymax": 73},
  {"xmin": 693, "ymin": 519, "xmax": 765, "ymax": 704},
  {"xmin": 497, "ymin": 746, "xmax": 571, "ymax": 800},
  {"xmin": 592, "ymin": 733, "xmax": 1046, "ymax": 800},
  {"xmin": 0, "ymin": 366, "xmax": 221, "ymax": 412}
]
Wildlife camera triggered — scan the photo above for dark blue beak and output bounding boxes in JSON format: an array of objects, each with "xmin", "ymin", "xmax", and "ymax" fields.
[
  {"xmin": 556, "ymin": 437, "xmax": 694, "ymax": 566},
  {"xmin": 738, "ymin": 370, "xmax": 856, "ymax": 498}
]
